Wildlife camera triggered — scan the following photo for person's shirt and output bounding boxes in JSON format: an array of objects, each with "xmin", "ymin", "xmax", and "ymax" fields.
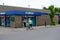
[
  {"xmin": 26, "ymin": 23, "xmax": 29, "ymax": 27},
  {"xmin": 28, "ymin": 20, "xmax": 32, "ymax": 24}
]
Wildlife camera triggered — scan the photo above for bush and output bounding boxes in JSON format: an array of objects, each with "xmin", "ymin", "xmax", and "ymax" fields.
[{"xmin": 50, "ymin": 21, "xmax": 56, "ymax": 26}]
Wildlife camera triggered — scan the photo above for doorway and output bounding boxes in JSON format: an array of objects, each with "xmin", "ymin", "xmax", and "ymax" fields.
[
  {"xmin": 22, "ymin": 16, "xmax": 36, "ymax": 27},
  {"xmin": 5, "ymin": 16, "xmax": 10, "ymax": 27}
]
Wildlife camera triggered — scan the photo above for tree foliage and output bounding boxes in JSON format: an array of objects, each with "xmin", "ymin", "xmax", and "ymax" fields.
[
  {"xmin": 43, "ymin": 7, "xmax": 47, "ymax": 10},
  {"xmin": 58, "ymin": 8, "xmax": 60, "ymax": 13},
  {"xmin": 43, "ymin": 5, "xmax": 59, "ymax": 25}
]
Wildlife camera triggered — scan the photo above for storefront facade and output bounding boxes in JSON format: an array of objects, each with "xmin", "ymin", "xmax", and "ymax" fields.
[{"xmin": 0, "ymin": 5, "xmax": 59, "ymax": 28}]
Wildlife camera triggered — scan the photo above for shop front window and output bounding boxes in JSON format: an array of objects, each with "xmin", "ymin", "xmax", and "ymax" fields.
[{"xmin": 0, "ymin": 16, "xmax": 5, "ymax": 26}]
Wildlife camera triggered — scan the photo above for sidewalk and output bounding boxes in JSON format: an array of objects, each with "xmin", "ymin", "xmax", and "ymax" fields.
[
  {"xmin": 0, "ymin": 25, "xmax": 60, "ymax": 30},
  {"xmin": 0, "ymin": 25, "xmax": 60, "ymax": 34}
]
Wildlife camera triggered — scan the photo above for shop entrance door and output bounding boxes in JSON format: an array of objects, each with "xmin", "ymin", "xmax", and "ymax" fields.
[
  {"xmin": 5, "ymin": 16, "xmax": 10, "ymax": 27},
  {"xmin": 27, "ymin": 17, "xmax": 36, "ymax": 26},
  {"xmin": 22, "ymin": 16, "xmax": 36, "ymax": 27}
]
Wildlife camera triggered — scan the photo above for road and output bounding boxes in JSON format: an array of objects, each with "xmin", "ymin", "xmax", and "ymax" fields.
[{"xmin": 0, "ymin": 27, "xmax": 60, "ymax": 40}]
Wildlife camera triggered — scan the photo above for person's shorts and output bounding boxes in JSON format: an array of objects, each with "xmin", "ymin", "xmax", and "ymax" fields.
[
  {"xmin": 24, "ymin": 23, "xmax": 26, "ymax": 27},
  {"xmin": 30, "ymin": 24, "xmax": 32, "ymax": 27}
]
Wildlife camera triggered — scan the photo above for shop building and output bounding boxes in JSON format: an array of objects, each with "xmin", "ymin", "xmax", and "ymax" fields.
[{"xmin": 0, "ymin": 5, "xmax": 59, "ymax": 28}]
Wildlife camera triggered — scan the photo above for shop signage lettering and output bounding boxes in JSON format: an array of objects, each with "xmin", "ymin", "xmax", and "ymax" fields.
[
  {"xmin": 25, "ymin": 12, "xmax": 34, "ymax": 15},
  {"xmin": 0, "ymin": 12, "xmax": 5, "ymax": 14}
]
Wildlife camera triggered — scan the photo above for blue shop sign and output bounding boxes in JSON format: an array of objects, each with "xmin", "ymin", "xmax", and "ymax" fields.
[
  {"xmin": 0, "ymin": 12, "xmax": 6, "ymax": 16},
  {"xmin": 0, "ymin": 10, "xmax": 44, "ymax": 16}
]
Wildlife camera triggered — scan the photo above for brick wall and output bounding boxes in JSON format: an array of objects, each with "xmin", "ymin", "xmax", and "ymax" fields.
[
  {"xmin": 10, "ymin": 15, "xmax": 58, "ymax": 28},
  {"xmin": 15, "ymin": 15, "xmax": 22, "ymax": 28},
  {"xmin": 10, "ymin": 15, "xmax": 15, "ymax": 28},
  {"xmin": 10, "ymin": 15, "xmax": 22, "ymax": 28},
  {"xmin": 36, "ymin": 15, "xmax": 58, "ymax": 26}
]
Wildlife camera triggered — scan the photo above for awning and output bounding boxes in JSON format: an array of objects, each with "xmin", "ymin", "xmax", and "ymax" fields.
[
  {"xmin": 5, "ymin": 10, "xmax": 43, "ymax": 16},
  {"xmin": 0, "ymin": 10, "xmax": 47, "ymax": 16}
]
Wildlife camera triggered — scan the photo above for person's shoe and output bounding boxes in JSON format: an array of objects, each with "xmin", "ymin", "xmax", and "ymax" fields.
[
  {"xmin": 30, "ymin": 28, "xmax": 33, "ymax": 30},
  {"xmin": 26, "ymin": 28, "xmax": 30, "ymax": 30}
]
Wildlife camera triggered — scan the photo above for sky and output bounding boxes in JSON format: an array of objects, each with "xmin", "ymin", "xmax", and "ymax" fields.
[{"xmin": 0, "ymin": 0, "xmax": 60, "ymax": 9}]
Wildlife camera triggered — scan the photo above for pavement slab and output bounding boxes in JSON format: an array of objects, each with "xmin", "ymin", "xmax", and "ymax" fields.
[{"xmin": 0, "ymin": 26, "xmax": 60, "ymax": 40}]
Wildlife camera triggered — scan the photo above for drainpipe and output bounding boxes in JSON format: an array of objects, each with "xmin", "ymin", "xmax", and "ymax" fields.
[{"xmin": 45, "ymin": 15, "xmax": 46, "ymax": 28}]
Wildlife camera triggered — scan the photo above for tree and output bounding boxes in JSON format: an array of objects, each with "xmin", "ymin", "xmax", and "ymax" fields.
[
  {"xmin": 43, "ymin": 7, "xmax": 47, "ymax": 10},
  {"xmin": 58, "ymin": 8, "xmax": 60, "ymax": 13},
  {"xmin": 43, "ymin": 5, "xmax": 58, "ymax": 25}
]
